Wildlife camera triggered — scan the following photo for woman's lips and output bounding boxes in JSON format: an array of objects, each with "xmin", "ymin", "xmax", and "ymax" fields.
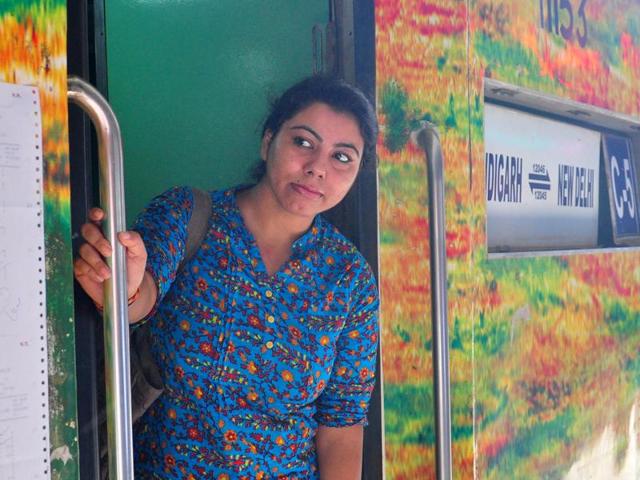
[{"xmin": 291, "ymin": 183, "xmax": 323, "ymax": 199}]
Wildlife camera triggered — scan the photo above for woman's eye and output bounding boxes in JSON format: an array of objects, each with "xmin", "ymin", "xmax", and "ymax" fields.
[
  {"xmin": 333, "ymin": 152, "xmax": 352, "ymax": 164},
  {"xmin": 294, "ymin": 136, "xmax": 312, "ymax": 148}
]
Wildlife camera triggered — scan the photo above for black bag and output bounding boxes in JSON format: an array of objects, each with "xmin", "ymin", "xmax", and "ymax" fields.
[{"xmin": 98, "ymin": 187, "xmax": 212, "ymax": 477}]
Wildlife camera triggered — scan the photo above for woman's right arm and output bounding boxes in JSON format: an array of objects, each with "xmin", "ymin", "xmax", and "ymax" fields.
[{"xmin": 73, "ymin": 207, "xmax": 157, "ymax": 323}]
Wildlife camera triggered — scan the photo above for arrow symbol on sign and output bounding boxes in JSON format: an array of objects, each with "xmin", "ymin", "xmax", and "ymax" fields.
[{"xmin": 528, "ymin": 171, "xmax": 551, "ymax": 192}]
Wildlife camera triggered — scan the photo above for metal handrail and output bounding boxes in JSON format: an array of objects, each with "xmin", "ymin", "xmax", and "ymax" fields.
[
  {"xmin": 68, "ymin": 77, "xmax": 133, "ymax": 479},
  {"xmin": 413, "ymin": 123, "xmax": 452, "ymax": 480}
]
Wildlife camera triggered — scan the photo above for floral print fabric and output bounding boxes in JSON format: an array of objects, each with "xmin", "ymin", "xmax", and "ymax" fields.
[{"xmin": 131, "ymin": 187, "xmax": 379, "ymax": 479}]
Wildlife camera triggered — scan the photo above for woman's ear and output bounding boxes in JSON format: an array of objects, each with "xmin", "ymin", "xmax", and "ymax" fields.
[{"xmin": 260, "ymin": 130, "xmax": 273, "ymax": 161}]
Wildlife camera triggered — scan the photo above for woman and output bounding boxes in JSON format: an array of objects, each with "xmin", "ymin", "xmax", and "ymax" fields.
[{"xmin": 75, "ymin": 75, "xmax": 379, "ymax": 479}]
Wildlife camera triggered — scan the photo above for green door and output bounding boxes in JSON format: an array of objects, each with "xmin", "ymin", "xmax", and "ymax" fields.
[
  {"xmin": 104, "ymin": 0, "xmax": 330, "ymax": 221},
  {"xmin": 102, "ymin": 4, "xmax": 382, "ymax": 478}
]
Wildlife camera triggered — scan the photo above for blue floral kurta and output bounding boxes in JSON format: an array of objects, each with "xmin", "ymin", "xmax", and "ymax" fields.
[{"xmin": 132, "ymin": 187, "xmax": 379, "ymax": 479}]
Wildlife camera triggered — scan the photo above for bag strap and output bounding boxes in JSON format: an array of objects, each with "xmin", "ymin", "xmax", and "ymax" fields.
[
  {"xmin": 179, "ymin": 187, "xmax": 212, "ymax": 272},
  {"xmin": 115, "ymin": 187, "xmax": 212, "ymax": 448}
]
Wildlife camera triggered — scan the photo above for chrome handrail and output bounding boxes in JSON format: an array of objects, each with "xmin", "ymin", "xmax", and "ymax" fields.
[
  {"xmin": 413, "ymin": 123, "xmax": 452, "ymax": 480},
  {"xmin": 68, "ymin": 77, "xmax": 133, "ymax": 479}
]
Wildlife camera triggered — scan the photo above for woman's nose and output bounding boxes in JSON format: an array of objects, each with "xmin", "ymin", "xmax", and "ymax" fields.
[{"xmin": 304, "ymin": 152, "xmax": 327, "ymax": 179}]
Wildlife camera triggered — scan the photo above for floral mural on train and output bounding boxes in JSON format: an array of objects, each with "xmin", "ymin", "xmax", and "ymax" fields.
[
  {"xmin": 0, "ymin": 1, "xmax": 77, "ymax": 478},
  {"xmin": 376, "ymin": 0, "xmax": 640, "ymax": 478}
]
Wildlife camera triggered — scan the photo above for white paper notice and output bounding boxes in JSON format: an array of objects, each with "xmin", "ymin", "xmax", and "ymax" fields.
[{"xmin": 0, "ymin": 82, "xmax": 50, "ymax": 479}]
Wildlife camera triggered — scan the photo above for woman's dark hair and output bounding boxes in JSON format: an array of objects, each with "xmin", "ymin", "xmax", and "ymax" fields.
[{"xmin": 251, "ymin": 75, "xmax": 378, "ymax": 181}]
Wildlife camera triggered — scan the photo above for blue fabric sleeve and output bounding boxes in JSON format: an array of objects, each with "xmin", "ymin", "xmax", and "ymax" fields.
[
  {"xmin": 314, "ymin": 256, "xmax": 380, "ymax": 427},
  {"xmin": 131, "ymin": 186, "xmax": 194, "ymax": 313}
]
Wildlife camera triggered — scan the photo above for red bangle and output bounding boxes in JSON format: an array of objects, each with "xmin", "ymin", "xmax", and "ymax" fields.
[
  {"xmin": 93, "ymin": 287, "xmax": 140, "ymax": 312},
  {"xmin": 127, "ymin": 287, "xmax": 141, "ymax": 306}
]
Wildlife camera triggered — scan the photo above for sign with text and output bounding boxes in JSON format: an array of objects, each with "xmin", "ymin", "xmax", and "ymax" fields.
[
  {"xmin": 602, "ymin": 134, "xmax": 640, "ymax": 245},
  {"xmin": 485, "ymin": 104, "xmax": 601, "ymax": 252}
]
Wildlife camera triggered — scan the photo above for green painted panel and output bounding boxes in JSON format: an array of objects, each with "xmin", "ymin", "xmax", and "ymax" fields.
[{"xmin": 105, "ymin": 0, "xmax": 329, "ymax": 222}]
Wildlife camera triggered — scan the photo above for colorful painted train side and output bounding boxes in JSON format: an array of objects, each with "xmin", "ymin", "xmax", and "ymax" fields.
[{"xmin": 377, "ymin": 0, "xmax": 640, "ymax": 478}]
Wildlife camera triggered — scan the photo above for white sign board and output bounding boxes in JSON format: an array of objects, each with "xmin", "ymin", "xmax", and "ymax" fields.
[
  {"xmin": 0, "ymin": 82, "xmax": 50, "ymax": 479},
  {"xmin": 485, "ymin": 103, "xmax": 601, "ymax": 252}
]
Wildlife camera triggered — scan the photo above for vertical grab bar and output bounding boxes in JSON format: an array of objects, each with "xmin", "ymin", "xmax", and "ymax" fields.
[
  {"xmin": 68, "ymin": 77, "xmax": 134, "ymax": 479},
  {"xmin": 413, "ymin": 123, "xmax": 452, "ymax": 480}
]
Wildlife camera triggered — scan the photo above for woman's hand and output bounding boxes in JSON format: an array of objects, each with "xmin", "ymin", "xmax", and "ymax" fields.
[{"xmin": 73, "ymin": 207, "xmax": 148, "ymax": 306}]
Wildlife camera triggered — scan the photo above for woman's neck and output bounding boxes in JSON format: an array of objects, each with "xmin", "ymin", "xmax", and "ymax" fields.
[{"xmin": 236, "ymin": 183, "xmax": 313, "ymax": 274}]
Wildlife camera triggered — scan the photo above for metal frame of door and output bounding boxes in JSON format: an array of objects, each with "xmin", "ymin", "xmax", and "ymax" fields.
[
  {"xmin": 68, "ymin": 1, "xmax": 106, "ymax": 478},
  {"xmin": 323, "ymin": 2, "xmax": 384, "ymax": 479}
]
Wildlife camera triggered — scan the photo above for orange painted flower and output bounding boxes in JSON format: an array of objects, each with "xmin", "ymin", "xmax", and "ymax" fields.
[
  {"xmin": 247, "ymin": 391, "xmax": 258, "ymax": 402},
  {"xmin": 288, "ymin": 326, "xmax": 302, "ymax": 340},
  {"xmin": 164, "ymin": 454, "xmax": 176, "ymax": 468},
  {"xmin": 319, "ymin": 335, "xmax": 330, "ymax": 346},
  {"xmin": 167, "ymin": 408, "xmax": 177, "ymax": 420},
  {"xmin": 281, "ymin": 370, "xmax": 294, "ymax": 382},
  {"xmin": 196, "ymin": 278, "xmax": 208, "ymax": 291},
  {"xmin": 348, "ymin": 330, "xmax": 360, "ymax": 339},
  {"xmin": 180, "ymin": 320, "xmax": 190, "ymax": 331},
  {"xmin": 247, "ymin": 361, "xmax": 258, "ymax": 374},
  {"xmin": 224, "ymin": 430, "xmax": 237, "ymax": 443},
  {"xmin": 275, "ymin": 436, "xmax": 285, "ymax": 446},
  {"xmin": 287, "ymin": 283, "xmax": 299, "ymax": 294},
  {"xmin": 194, "ymin": 386, "xmax": 204, "ymax": 399},
  {"xmin": 248, "ymin": 315, "xmax": 261, "ymax": 327}
]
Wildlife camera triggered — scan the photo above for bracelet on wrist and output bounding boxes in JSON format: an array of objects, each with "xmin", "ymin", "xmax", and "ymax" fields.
[
  {"xmin": 127, "ymin": 287, "xmax": 141, "ymax": 306},
  {"xmin": 93, "ymin": 287, "xmax": 141, "ymax": 312}
]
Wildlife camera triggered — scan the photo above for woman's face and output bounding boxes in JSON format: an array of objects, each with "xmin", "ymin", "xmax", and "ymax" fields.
[{"xmin": 260, "ymin": 102, "xmax": 364, "ymax": 221}]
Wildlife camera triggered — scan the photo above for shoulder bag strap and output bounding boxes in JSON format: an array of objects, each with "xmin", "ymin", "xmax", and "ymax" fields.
[{"xmin": 179, "ymin": 187, "xmax": 213, "ymax": 272}]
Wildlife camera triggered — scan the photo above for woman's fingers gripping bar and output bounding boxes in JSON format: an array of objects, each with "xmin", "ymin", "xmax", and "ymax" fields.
[
  {"xmin": 88, "ymin": 207, "xmax": 105, "ymax": 223},
  {"xmin": 80, "ymin": 221, "xmax": 113, "ymax": 258},
  {"xmin": 77, "ymin": 242, "xmax": 111, "ymax": 280},
  {"xmin": 73, "ymin": 255, "xmax": 106, "ymax": 284}
]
